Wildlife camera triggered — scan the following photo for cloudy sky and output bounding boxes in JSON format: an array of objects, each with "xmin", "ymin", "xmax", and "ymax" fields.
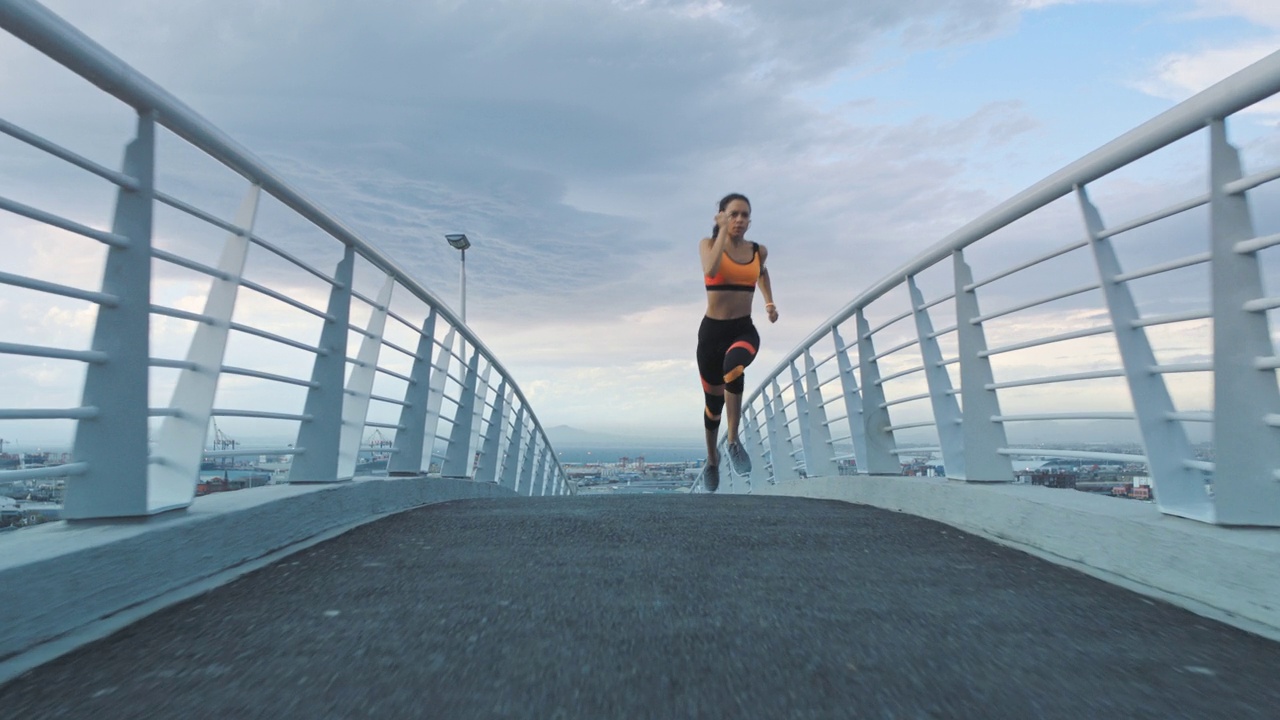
[{"xmin": 2, "ymin": 0, "xmax": 1278, "ymax": 451}]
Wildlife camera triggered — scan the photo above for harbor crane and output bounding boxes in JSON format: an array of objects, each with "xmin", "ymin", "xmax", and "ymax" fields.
[
  {"xmin": 364, "ymin": 429, "xmax": 393, "ymax": 449},
  {"xmin": 209, "ymin": 420, "xmax": 239, "ymax": 469}
]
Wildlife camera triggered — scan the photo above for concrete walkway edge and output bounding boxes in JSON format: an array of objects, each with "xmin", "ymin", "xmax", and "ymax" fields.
[
  {"xmin": 736, "ymin": 475, "xmax": 1280, "ymax": 641},
  {"xmin": 0, "ymin": 476, "xmax": 516, "ymax": 679}
]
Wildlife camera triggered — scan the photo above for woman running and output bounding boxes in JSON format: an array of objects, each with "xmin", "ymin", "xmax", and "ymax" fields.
[{"xmin": 697, "ymin": 192, "xmax": 778, "ymax": 491}]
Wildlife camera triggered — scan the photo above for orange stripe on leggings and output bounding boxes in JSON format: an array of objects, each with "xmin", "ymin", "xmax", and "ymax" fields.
[
  {"xmin": 727, "ymin": 340, "xmax": 757, "ymax": 355},
  {"xmin": 724, "ymin": 365, "xmax": 745, "ymax": 384}
]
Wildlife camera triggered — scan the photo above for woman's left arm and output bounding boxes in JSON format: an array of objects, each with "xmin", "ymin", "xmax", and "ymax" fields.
[{"xmin": 759, "ymin": 244, "xmax": 778, "ymax": 323}]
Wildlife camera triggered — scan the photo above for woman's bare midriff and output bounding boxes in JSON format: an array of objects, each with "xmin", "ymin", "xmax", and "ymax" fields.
[{"xmin": 704, "ymin": 291, "xmax": 754, "ymax": 321}]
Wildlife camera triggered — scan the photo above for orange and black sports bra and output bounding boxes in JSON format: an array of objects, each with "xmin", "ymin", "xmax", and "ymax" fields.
[{"xmin": 704, "ymin": 242, "xmax": 760, "ymax": 292}]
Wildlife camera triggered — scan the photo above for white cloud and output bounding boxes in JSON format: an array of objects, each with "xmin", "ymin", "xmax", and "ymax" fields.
[
  {"xmin": 1138, "ymin": 39, "xmax": 1280, "ymax": 111},
  {"xmin": 1011, "ymin": 0, "xmax": 1138, "ymax": 9},
  {"xmin": 1190, "ymin": 0, "xmax": 1280, "ymax": 29},
  {"xmin": 1124, "ymin": 0, "xmax": 1280, "ymax": 113}
]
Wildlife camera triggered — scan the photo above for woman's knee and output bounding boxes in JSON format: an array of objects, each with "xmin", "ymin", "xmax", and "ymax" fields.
[
  {"xmin": 724, "ymin": 375, "xmax": 745, "ymax": 394},
  {"xmin": 703, "ymin": 389, "xmax": 725, "ymax": 429},
  {"xmin": 723, "ymin": 338, "xmax": 757, "ymax": 385}
]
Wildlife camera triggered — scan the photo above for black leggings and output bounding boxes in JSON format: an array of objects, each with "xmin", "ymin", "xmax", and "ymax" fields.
[{"xmin": 697, "ymin": 315, "xmax": 760, "ymax": 430}]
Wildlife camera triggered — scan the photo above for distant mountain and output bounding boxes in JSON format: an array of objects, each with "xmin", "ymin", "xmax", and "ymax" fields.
[
  {"xmin": 543, "ymin": 425, "xmax": 701, "ymax": 449},
  {"xmin": 543, "ymin": 425, "xmax": 625, "ymax": 446}
]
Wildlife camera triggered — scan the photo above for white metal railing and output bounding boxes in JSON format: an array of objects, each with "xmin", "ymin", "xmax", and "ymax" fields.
[
  {"xmin": 0, "ymin": 0, "xmax": 572, "ymax": 519},
  {"xmin": 704, "ymin": 51, "xmax": 1280, "ymax": 526}
]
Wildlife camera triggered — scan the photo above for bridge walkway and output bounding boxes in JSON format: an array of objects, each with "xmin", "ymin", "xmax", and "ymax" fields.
[{"xmin": 3, "ymin": 494, "xmax": 1279, "ymax": 718}]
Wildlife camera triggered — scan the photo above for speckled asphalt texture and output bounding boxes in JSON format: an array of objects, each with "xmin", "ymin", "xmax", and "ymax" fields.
[{"xmin": 4, "ymin": 494, "xmax": 1280, "ymax": 719}]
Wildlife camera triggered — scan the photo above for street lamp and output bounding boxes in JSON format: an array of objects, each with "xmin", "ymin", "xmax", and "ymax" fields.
[{"xmin": 445, "ymin": 233, "xmax": 471, "ymax": 323}]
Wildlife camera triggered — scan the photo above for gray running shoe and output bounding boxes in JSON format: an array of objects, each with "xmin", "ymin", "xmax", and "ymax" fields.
[
  {"xmin": 727, "ymin": 441, "xmax": 751, "ymax": 475},
  {"xmin": 704, "ymin": 464, "xmax": 720, "ymax": 493}
]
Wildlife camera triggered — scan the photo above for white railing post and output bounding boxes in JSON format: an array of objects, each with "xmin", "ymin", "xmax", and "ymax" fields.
[
  {"xmin": 388, "ymin": 310, "xmax": 438, "ymax": 476},
  {"xmin": 539, "ymin": 446, "xmax": 553, "ymax": 496},
  {"xmin": 338, "ymin": 275, "xmax": 395, "ymax": 478},
  {"xmin": 831, "ymin": 327, "xmax": 869, "ymax": 474},
  {"xmin": 474, "ymin": 379, "xmax": 507, "ymax": 483},
  {"xmin": 498, "ymin": 386, "xmax": 515, "ymax": 480},
  {"xmin": 1076, "ymin": 185, "xmax": 1208, "ymax": 518},
  {"xmin": 908, "ymin": 276, "xmax": 965, "ymax": 478},
  {"xmin": 64, "ymin": 113, "xmax": 155, "ymax": 519},
  {"xmin": 802, "ymin": 350, "xmax": 837, "ymax": 476},
  {"xmin": 519, "ymin": 419, "xmax": 537, "ymax": 493},
  {"xmin": 149, "ymin": 184, "xmax": 260, "ymax": 512},
  {"xmin": 501, "ymin": 406, "xmax": 526, "ymax": 492},
  {"xmin": 522, "ymin": 432, "xmax": 542, "ymax": 496},
  {"xmin": 468, "ymin": 364, "xmax": 491, "ymax": 476},
  {"xmin": 1208, "ymin": 121, "xmax": 1280, "ymax": 526},
  {"xmin": 765, "ymin": 379, "xmax": 800, "ymax": 482},
  {"xmin": 422, "ymin": 328, "xmax": 456, "ymax": 474},
  {"xmin": 788, "ymin": 362, "xmax": 810, "ymax": 475},
  {"xmin": 288, "ymin": 245, "xmax": 354, "ymax": 483},
  {"xmin": 740, "ymin": 403, "xmax": 768, "ymax": 489},
  {"xmin": 442, "ymin": 348, "xmax": 482, "ymax": 478},
  {"xmin": 855, "ymin": 310, "xmax": 901, "ymax": 474},
  {"xmin": 953, "ymin": 251, "xmax": 1013, "ymax": 482}
]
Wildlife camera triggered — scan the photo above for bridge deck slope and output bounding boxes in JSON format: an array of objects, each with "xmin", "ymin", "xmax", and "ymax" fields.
[
  {"xmin": 3, "ymin": 495, "xmax": 1279, "ymax": 718},
  {"xmin": 735, "ymin": 475, "xmax": 1280, "ymax": 640}
]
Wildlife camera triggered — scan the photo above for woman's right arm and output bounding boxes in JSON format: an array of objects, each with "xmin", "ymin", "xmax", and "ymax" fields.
[{"xmin": 700, "ymin": 213, "xmax": 730, "ymax": 276}]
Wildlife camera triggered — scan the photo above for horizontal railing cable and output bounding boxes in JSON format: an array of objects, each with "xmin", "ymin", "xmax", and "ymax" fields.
[
  {"xmin": 972, "ymin": 283, "xmax": 1100, "ymax": 325},
  {"xmin": 965, "ymin": 240, "xmax": 1089, "ymax": 292},
  {"xmin": 0, "ymin": 194, "xmax": 130, "ymax": 247},
  {"xmin": 0, "ymin": 116, "xmax": 138, "ymax": 189},
  {"xmin": 1223, "ymin": 164, "xmax": 1280, "ymax": 195},
  {"xmin": 864, "ymin": 309, "xmax": 913, "ymax": 338},
  {"xmin": 154, "ymin": 190, "xmax": 242, "ymax": 235},
  {"xmin": 0, "ymin": 270, "xmax": 118, "ymax": 305},
  {"xmin": 1132, "ymin": 309, "xmax": 1212, "ymax": 328},
  {"xmin": 149, "ymin": 358, "xmax": 200, "ymax": 371},
  {"xmin": 228, "ymin": 322, "xmax": 323, "ymax": 354},
  {"xmin": 238, "ymin": 278, "xmax": 333, "ymax": 320},
  {"xmin": 222, "ymin": 366, "xmax": 318, "ymax": 388},
  {"xmin": 151, "ymin": 305, "xmax": 216, "ymax": 325},
  {"xmin": 980, "ymin": 325, "xmax": 1113, "ymax": 357},
  {"xmin": 0, "ymin": 407, "xmax": 96, "ymax": 420},
  {"xmin": 1095, "ymin": 193, "xmax": 1209, "ymax": 240},
  {"xmin": 1234, "ymin": 231, "xmax": 1280, "ymax": 255},
  {"xmin": 0, "ymin": 341, "xmax": 106, "ymax": 363},
  {"xmin": 1113, "ymin": 253, "xmax": 1211, "ymax": 283},
  {"xmin": 246, "ymin": 233, "xmax": 340, "ymax": 286},
  {"xmin": 210, "ymin": 409, "xmax": 311, "ymax": 422},
  {"xmin": 375, "ymin": 366, "xmax": 413, "ymax": 384},
  {"xmin": 986, "ymin": 368, "xmax": 1126, "ymax": 390}
]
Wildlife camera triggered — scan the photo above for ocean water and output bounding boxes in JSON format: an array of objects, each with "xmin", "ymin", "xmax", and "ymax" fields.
[{"xmin": 553, "ymin": 446, "xmax": 705, "ymax": 464}]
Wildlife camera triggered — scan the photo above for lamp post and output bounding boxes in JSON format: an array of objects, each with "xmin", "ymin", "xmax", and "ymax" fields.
[{"xmin": 445, "ymin": 233, "xmax": 471, "ymax": 323}]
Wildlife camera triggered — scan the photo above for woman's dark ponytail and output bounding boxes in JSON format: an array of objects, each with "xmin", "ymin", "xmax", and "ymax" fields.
[{"xmin": 712, "ymin": 192, "xmax": 750, "ymax": 238}]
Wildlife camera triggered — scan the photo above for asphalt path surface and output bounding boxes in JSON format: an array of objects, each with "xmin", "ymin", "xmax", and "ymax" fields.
[{"xmin": 4, "ymin": 494, "xmax": 1280, "ymax": 719}]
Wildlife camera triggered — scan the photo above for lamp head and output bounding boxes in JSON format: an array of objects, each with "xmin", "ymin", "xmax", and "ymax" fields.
[{"xmin": 445, "ymin": 233, "xmax": 471, "ymax": 251}]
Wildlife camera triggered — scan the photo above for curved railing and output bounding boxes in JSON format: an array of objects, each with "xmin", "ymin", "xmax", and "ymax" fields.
[
  {"xmin": 0, "ymin": 0, "xmax": 572, "ymax": 520},
  {"xmin": 708, "ymin": 51, "xmax": 1280, "ymax": 526}
]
